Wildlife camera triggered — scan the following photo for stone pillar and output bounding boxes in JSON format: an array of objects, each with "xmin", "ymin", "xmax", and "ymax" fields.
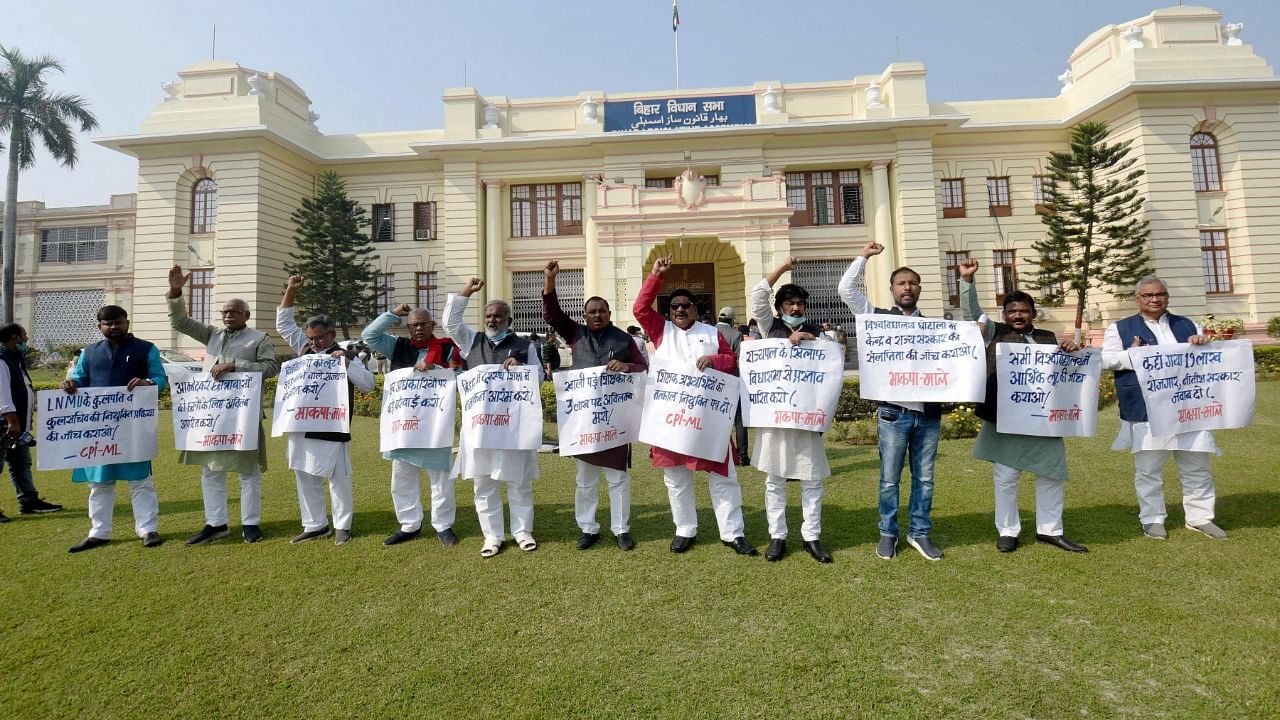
[
  {"xmin": 583, "ymin": 174, "xmax": 601, "ymax": 299},
  {"xmin": 482, "ymin": 179, "xmax": 503, "ymax": 304},
  {"xmin": 869, "ymin": 160, "xmax": 894, "ymax": 308}
]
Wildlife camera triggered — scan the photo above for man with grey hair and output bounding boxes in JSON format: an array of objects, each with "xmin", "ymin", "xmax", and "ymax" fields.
[
  {"xmin": 168, "ymin": 265, "xmax": 279, "ymax": 544},
  {"xmin": 277, "ymin": 275, "xmax": 376, "ymax": 545},
  {"xmin": 443, "ymin": 277, "xmax": 542, "ymax": 558},
  {"xmin": 1101, "ymin": 276, "xmax": 1225, "ymax": 540}
]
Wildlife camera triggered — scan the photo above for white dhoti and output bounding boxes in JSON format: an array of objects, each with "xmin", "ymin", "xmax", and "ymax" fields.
[{"xmin": 287, "ymin": 435, "xmax": 353, "ymax": 532}]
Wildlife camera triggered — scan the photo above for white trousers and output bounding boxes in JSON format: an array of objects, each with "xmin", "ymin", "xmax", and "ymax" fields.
[
  {"xmin": 201, "ymin": 467, "xmax": 262, "ymax": 527},
  {"xmin": 993, "ymin": 463, "xmax": 1064, "ymax": 537},
  {"xmin": 87, "ymin": 479, "xmax": 159, "ymax": 539},
  {"xmin": 1133, "ymin": 450, "xmax": 1215, "ymax": 525},
  {"xmin": 295, "ymin": 466, "xmax": 353, "ymax": 532},
  {"xmin": 473, "ymin": 475, "xmax": 533, "ymax": 544},
  {"xmin": 390, "ymin": 460, "xmax": 455, "ymax": 533},
  {"xmin": 663, "ymin": 465, "xmax": 745, "ymax": 541},
  {"xmin": 574, "ymin": 459, "xmax": 631, "ymax": 535},
  {"xmin": 764, "ymin": 473, "xmax": 824, "ymax": 541}
]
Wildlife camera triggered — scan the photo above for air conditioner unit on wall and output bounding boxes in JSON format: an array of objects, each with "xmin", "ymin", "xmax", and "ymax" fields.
[{"xmin": 414, "ymin": 229, "xmax": 431, "ymax": 240}]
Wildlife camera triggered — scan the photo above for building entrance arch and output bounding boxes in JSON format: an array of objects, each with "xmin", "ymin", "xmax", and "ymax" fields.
[{"xmin": 642, "ymin": 237, "xmax": 747, "ymax": 324}]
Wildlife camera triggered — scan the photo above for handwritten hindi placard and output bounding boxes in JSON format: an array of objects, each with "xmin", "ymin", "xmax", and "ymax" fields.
[
  {"xmin": 1128, "ymin": 340, "xmax": 1256, "ymax": 437},
  {"xmin": 379, "ymin": 367, "xmax": 457, "ymax": 452},
  {"xmin": 738, "ymin": 339, "xmax": 843, "ymax": 432},
  {"xmin": 855, "ymin": 314, "xmax": 985, "ymax": 403},
  {"xmin": 995, "ymin": 344, "xmax": 1101, "ymax": 437},
  {"xmin": 36, "ymin": 385, "xmax": 159, "ymax": 471},
  {"xmin": 271, "ymin": 355, "xmax": 350, "ymax": 436},
  {"xmin": 637, "ymin": 359, "xmax": 740, "ymax": 462},
  {"xmin": 166, "ymin": 369, "xmax": 262, "ymax": 451},
  {"xmin": 553, "ymin": 366, "xmax": 645, "ymax": 457},
  {"xmin": 457, "ymin": 364, "xmax": 543, "ymax": 451}
]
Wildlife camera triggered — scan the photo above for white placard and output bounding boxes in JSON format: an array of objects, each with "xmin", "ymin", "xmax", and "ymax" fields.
[
  {"xmin": 167, "ymin": 370, "xmax": 262, "ymax": 451},
  {"xmin": 553, "ymin": 366, "xmax": 645, "ymax": 457},
  {"xmin": 36, "ymin": 385, "xmax": 159, "ymax": 470},
  {"xmin": 457, "ymin": 364, "xmax": 543, "ymax": 450},
  {"xmin": 995, "ymin": 344, "xmax": 1101, "ymax": 437},
  {"xmin": 637, "ymin": 358, "xmax": 740, "ymax": 462},
  {"xmin": 271, "ymin": 355, "xmax": 351, "ymax": 436},
  {"xmin": 738, "ymin": 339, "xmax": 843, "ymax": 431},
  {"xmin": 855, "ymin": 314, "xmax": 985, "ymax": 403},
  {"xmin": 1128, "ymin": 340, "xmax": 1256, "ymax": 436},
  {"xmin": 379, "ymin": 367, "xmax": 457, "ymax": 452}
]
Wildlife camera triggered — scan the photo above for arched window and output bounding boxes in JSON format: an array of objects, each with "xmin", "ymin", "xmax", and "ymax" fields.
[
  {"xmin": 192, "ymin": 178, "xmax": 217, "ymax": 233},
  {"xmin": 1190, "ymin": 133, "xmax": 1221, "ymax": 192}
]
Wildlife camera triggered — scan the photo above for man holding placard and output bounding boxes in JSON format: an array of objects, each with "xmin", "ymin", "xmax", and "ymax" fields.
[
  {"xmin": 839, "ymin": 241, "xmax": 945, "ymax": 562},
  {"xmin": 748, "ymin": 256, "xmax": 835, "ymax": 563},
  {"xmin": 168, "ymin": 265, "xmax": 279, "ymax": 545},
  {"xmin": 277, "ymin": 276, "xmax": 376, "ymax": 546},
  {"xmin": 543, "ymin": 260, "xmax": 647, "ymax": 551},
  {"xmin": 62, "ymin": 306, "xmax": 167, "ymax": 552},
  {"xmin": 634, "ymin": 256, "xmax": 756, "ymax": 556},
  {"xmin": 1101, "ymin": 277, "xmax": 1224, "ymax": 541},
  {"xmin": 959, "ymin": 261, "xmax": 1088, "ymax": 554},
  {"xmin": 363, "ymin": 303, "xmax": 462, "ymax": 547},
  {"xmin": 444, "ymin": 277, "xmax": 543, "ymax": 559}
]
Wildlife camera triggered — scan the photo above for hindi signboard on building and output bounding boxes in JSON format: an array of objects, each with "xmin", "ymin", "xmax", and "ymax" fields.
[
  {"xmin": 995, "ymin": 344, "xmax": 1101, "ymax": 437},
  {"xmin": 553, "ymin": 366, "xmax": 645, "ymax": 457},
  {"xmin": 36, "ymin": 385, "xmax": 160, "ymax": 471},
  {"xmin": 637, "ymin": 359, "xmax": 740, "ymax": 461},
  {"xmin": 854, "ymin": 314, "xmax": 985, "ymax": 403},
  {"xmin": 457, "ymin": 364, "xmax": 543, "ymax": 451},
  {"xmin": 379, "ymin": 367, "xmax": 457, "ymax": 452},
  {"xmin": 271, "ymin": 355, "xmax": 351, "ymax": 436},
  {"xmin": 738, "ymin": 339, "xmax": 843, "ymax": 432},
  {"xmin": 166, "ymin": 369, "xmax": 263, "ymax": 451},
  {"xmin": 604, "ymin": 94, "xmax": 756, "ymax": 132},
  {"xmin": 1128, "ymin": 340, "xmax": 1256, "ymax": 437}
]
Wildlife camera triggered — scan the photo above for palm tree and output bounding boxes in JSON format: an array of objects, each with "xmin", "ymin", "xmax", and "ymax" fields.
[{"xmin": 0, "ymin": 46, "xmax": 98, "ymax": 323}]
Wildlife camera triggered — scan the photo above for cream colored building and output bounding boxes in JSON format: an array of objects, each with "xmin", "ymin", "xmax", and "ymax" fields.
[{"xmin": 95, "ymin": 5, "xmax": 1278, "ymax": 357}]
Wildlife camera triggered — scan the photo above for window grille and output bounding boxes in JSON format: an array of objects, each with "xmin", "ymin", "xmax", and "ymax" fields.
[{"xmin": 39, "ymin": 226, "xmax": 108, "ymax": 264}]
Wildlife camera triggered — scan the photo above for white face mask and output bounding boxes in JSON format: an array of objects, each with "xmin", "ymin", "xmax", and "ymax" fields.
[{"xmin": 781, "ymin": 314, "xmax": 808, "ymax": 328}]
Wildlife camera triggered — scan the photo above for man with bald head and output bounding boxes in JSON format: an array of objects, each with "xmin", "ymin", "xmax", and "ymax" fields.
[{"xmin": 168, "ymin": 264, "xmax": 279, "ymax": 545}]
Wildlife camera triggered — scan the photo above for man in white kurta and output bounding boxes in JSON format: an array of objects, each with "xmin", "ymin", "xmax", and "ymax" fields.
[{"xmin": 276, "ymin": 275, "xmax": 376, "ymax": 546}]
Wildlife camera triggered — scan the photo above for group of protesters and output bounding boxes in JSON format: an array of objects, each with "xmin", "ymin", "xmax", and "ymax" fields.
[{"xmin": 4, "ymin": 242, "xmax": 1235, "ymax": 560}]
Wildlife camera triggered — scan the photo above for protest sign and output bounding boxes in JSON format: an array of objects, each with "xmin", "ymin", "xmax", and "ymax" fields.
[
  {"xmin": 379, "ymin": 367, "xmax": 457, "ymax": 452},
  {"xmin": 167, "ymin": 369, "xmax": 262, "ymax": 451},
  {"xmin": 1128, "ymin": 340, "xmax": 1255, "ymax": 436},
  {"xmin": 637, "ymin": 358, "xmax": 739, "ymax": 462},
  {"xmin": 855, "ymin": 314, "xmax": 985, "ymax": 403},
  {"xmin": 994, "ymin": 344, "xmax": 1101, "ymax": 437},
  {"xmin": 457, "ymin": 364, "xmax": 543, "ymax": 450},
  {"xmin": 553, "ymin": 366, "xmax": 645, "ymax": 457},
  {"xmin": 36, "ymin": 385, "xmax": 159, "ymax": 471},
  {"xmin": 271, "ymin": 355, "xmax": 350, "ymax": 436},
  {"xmin": 738, "ymin": 339, "xmax": 843, "ymax": 432}
]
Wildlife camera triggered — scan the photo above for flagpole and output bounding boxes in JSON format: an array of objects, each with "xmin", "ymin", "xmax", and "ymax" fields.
[
  {"xmin": 675, "ymin": 29, "xmax": 680, "ymax": 89},
  {"xmin": 673, "ymin": 0, "xmax": 680, "ymax": 89}
]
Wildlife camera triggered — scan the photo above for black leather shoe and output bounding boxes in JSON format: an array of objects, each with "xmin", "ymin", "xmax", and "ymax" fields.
[
  {"xmin": 765, "ymin": 538, "xmax": 786, "ymax": 562},
  {"xmin": 383, "ymin": 528, "xmax": 421, "ymax": 546},
  {"xmin": 996, "ymin": 536, "xmax": 1019, "ymax": 553},
  {"xmin": 186, "ymin": 524, "xmax": 229, "ymax": 545},
  {"xmin": 141, "ymin": 532, "xmax": 164, "ymax": 548},
  {"xmin": 290, "ymin": 526, "xmax": 332, "ymax": 544},
  {"xmin": 576, "ymin": 532, "xmax": 600, "ymax": 550},
  {"xmin": 1036, "ymin": 534, "xmax": 1088, "ymax": 553},
  {"xmin": 670, "ymin": 534, "xmax": 695, "ymax": 553},
  {"xmin": 616, "ymin": 532, "xmax": 636, "ymax": 551},
  {"xmin": 242, "ymin": 525, "xmax": 263, "ymax": 543},
  {"xmin": 68, "ymin": 536, "xmax": 109, "ymax": 553},
  {"xmin": 437, "ymin": 528, "xmax": 459, "ymax": 546},
  {"xmin": 803, "ymin": 539, "xmax": 833, "ymax": 564},
  {"xmin": 0, "ymin": 510, "xmax": 10, "ymax": 523},
  {"xmin": 722, "ymin": 536, "xmax": 759, "ymax": 556}
]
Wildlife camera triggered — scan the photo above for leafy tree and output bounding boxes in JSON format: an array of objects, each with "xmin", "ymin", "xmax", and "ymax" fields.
[
  {"xmin": 284, "ymin": 170, "xmax": 380, "ymax": 339},
  {"xmin": 1027, "ymin": 120, "xmax": 1153, "ymax": 343},
  {"xmin": 0, "ymin": 46, "xmax": 98, "ymax": 323}
]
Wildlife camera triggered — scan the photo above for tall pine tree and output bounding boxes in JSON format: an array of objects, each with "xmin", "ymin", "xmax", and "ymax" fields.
[
  {"xmin": 1028, "ymin": 121, "xmax": 1153, "ymax": 343},
  {"xmin": 285, "ymin": 170, "xmax": 379, "ymax": 339}
]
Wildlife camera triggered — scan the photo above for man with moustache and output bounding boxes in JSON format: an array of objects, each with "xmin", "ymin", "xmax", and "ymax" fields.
[
  {"xmin": 0, "ymin": 323, "xmax": 62, "ymax": 520},
  {"xmin": 542, "ymin": 260, "xmax": 648, "ymax": 551},
  {"xmin": 362, "ymin": 302, "xmax": 463, "ymax": 547},
  {"xmin": 168, "ymin": 265, "xmax": 279, "ymax": 545},
  {"xmin": 633, "ymin": 255, "xmax": 756, "ymax": 556},
  {"xmin": 443, "ymin": 277, "xmax": 543, "ymax": 558}
]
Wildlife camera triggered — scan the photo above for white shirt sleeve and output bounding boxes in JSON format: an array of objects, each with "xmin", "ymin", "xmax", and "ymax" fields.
[
  {"xmin": 750, "ymin": 278, "xmax": 778, "ymax": 336},
  {"xmin": 345, "ymin": 353, "xmax": 376, "ymax": 391},
  {"xmin": 1100, "ymin": 322, "xmax": 1131, "ymax": 371},
  {"xmin": 443, "ymin": 293, "xmax": 477, "ymax": 358},
  {"xmin": 0, "ymin": 363, "xmax": 14, "ymax": 414},
  {"xmin": 837, "ymin": 256, "xmax": 874, "ymax": 316},
  {"xmin": 275, "ymin": 305, "xmax": 309, "ymax": 355}
]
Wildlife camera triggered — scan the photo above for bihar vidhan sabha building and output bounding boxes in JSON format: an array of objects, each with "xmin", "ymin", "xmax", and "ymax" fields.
[{"xmin": 10, "ymin": 5, "xmax": 1278, "ymax": 355}]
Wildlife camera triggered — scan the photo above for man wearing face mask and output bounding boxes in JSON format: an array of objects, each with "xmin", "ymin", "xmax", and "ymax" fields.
[
  {"xmin": 750, "ymin": 257, "xmax": 834, "ymax": 563},
  {"xmin": 634, "ymin": 256, "xmax": 756, "ymax": 556},
  {"xmin": 542, "ymin": 260, "xmax": 648, "ymax": 551},
  {"xmin": 168, "ymin": 265, "xmax": 279, "ymax": 545},
  {"xmin": 839, "ymin": 240, "xmax": 945, "ymax": 562},
  {"xmin": 443, "ymin": 277, "xmax": 543, "ymax": 558},
  {"xmin": 0, "ymin": 324, "xmax": 62, "ymax": 521},
  {"xmin": 959, "ymin": 260, "xmax": 1088, "ymax": 554},
  {"xmin": 277, "ymin": 275, "xmax": 377, "ymax": 546},
  {"xmin": 363, "ymin": 303, "xmax": 462, "ymax": 547}
]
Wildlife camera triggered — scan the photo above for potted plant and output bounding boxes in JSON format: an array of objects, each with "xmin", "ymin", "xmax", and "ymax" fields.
[{"xmin": 1201, "ymin": 314, "xmax": 1245, "ymax": 340}]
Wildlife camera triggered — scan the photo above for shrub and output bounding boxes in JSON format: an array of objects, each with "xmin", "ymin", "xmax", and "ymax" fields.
[
  {"xmin": 941, "ymin": 405, "xmax": 981, "ymax": 439},
  {"xmin": 1268, "ymin": 317, "xmax": 1280, "ymax": 340},
  {"xmin": 834, "ymin": 379, "xmax": 879, "ymax": 421},
  {"xmin": 1255, "ymin": 345, "xmax": 1280, "ymax": 380}
]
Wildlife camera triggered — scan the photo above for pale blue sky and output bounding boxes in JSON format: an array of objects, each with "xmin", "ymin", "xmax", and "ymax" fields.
[{"xmin": 3, "ymin": 0, "xmax": 1277, "ymax": 207}]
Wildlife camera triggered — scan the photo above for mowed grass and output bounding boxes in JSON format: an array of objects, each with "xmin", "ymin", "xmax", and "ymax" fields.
[{"xmin": 3, "ymin": 385, "xmax": 1278, "ymax": 719}]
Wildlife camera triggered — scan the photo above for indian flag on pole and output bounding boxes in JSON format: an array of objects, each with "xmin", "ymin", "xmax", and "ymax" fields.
[{"xmin": 672, "ymin": 0, "xmax": 680, "ymax": 32}]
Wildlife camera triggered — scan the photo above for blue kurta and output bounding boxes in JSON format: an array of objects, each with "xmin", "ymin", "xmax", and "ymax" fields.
[{"xmin": 67, "ymin": 341, "xmax": 168, "ymax": 484}]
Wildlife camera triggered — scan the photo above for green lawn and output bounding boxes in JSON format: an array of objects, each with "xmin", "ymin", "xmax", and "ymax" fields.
[{"xmin": 3, "ymin": 385, "xmax": 1278, "ymax": 719}]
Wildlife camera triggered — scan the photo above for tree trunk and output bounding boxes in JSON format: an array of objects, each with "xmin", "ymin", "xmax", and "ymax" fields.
[{"xmin": 3, "ymin": 122, "xmax": 21, "ymax": 325}]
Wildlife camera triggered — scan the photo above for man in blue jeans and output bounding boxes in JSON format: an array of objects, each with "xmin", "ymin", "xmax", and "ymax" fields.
[{"xmin": 839, "ymin": 240, "xmax": 943, "ymax": 561}]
